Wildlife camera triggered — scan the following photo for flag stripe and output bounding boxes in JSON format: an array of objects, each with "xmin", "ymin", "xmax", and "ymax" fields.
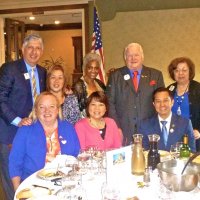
[{"xmin": 91, "ymin": 7, "xmax": 106, "ymax": 84}]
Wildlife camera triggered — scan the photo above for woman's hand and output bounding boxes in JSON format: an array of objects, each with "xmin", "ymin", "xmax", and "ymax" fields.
[
  {"xmin": 18, "ymin": 118, "xmax": 32, "ymax": 127},
  {"xmin": 193, "ymin": 129, "xmax": 200, "ymax": 140},
  {"xmin": 118, "ymin": 128, "xmax": 124, "ymax": 142},
  {"xmin": 12, "ymin": 176, "xmax": 21, "ymax": 191}
]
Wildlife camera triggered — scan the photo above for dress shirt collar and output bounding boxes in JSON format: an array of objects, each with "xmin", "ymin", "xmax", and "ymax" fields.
[
  {"xmin": 129, "ymin": 68, "xmax": 142, "ymax": 78},
  {"xmin": 158, "ymin": 112, "xmax": 172, "ymax": 133},
  {"xmin": 24, "ymin": 60, "xmax": 36, "ymax": 73}
]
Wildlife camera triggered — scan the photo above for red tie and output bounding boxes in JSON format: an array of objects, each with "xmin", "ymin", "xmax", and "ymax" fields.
[{"xmin": 133, "ymin": 71, "xmax": 138, "ymax": 91}]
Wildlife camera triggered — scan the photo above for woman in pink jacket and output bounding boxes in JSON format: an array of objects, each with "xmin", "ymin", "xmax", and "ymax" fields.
[{"xmin": 75, "ymin": 91, "xmax": 122, "ymax": 150}]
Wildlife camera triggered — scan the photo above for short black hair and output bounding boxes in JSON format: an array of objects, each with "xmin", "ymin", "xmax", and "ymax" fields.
[
  {"xmin": 152, "ymin": 87, "xmax": 174, "ymax": 102},
  {"xmin": 86, "ymin": 91, "xmax": 108, "ymax": 117}
]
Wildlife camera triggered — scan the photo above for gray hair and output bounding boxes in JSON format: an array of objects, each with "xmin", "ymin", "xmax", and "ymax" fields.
[
  {"xmin": 22, "ymin": 33, "xmax": 44, "ymax": 50},
  {"xmin": 124, "ymin": 43, "xmax": 144, "ymax": 60},
  {"xmin": 82, "ymin": 53, "xmax": 101, "ymax": 72}
]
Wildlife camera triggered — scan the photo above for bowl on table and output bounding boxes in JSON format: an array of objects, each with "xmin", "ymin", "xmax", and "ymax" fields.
[{"xmin": 157, "ymin": 159, "xmax": 200, "ymax": 192}]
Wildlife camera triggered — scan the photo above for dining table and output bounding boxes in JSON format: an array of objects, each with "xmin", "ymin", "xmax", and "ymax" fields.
[{"xmin": 14, "ymin": 151, "xmax": 200, "ymax": 200}]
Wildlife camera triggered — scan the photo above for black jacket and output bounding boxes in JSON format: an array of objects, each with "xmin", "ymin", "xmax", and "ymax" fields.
[
  {"xmin": 168, "ymin": 80, "xmax": 200, "ymax": 151},
  {"xmin": 73, "ymin": 78, "xmax": 106, "ymax": 112}
]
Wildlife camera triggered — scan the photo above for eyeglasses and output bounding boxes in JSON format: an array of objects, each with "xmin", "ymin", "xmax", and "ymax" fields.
[{"xmin": 174, "ymin": 68, "xmax": 189, "ymax": 73}]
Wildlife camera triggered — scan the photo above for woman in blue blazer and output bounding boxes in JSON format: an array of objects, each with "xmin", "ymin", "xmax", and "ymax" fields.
[{"xmin": 9, "ymin": 92, "xmax": 80, "ymax": 191}]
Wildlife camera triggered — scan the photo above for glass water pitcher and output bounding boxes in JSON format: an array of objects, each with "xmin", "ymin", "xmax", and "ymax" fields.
[{"xmin": 131, "ymin": 134, "xmax": 145, "ymax": 175}]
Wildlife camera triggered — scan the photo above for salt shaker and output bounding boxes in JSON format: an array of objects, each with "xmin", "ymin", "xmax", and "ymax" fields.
[{"xmin": 143, "ymin": 168, "xmax": 150, "ymax": 186}]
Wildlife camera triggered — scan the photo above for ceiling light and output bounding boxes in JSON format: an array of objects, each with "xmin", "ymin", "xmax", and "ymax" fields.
[
  {"xmin": 54, "ymin": 20, "xmax": 60, "ymax": 25},
  {"xmin": 29, "ymin": 16, "xmax": 35, "ymax": 20}
]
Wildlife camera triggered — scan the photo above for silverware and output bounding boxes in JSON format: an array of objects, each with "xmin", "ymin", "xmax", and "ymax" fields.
[{"xmin": 32, "ymin": 184, "xmax": 51, "ymax": 190}]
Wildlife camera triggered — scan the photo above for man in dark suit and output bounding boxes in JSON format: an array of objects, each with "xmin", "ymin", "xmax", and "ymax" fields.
[
  {"xmin": 139, "ymin": 87, "xmax": 196, "ymax": 152},
  {"xmin": 106, "ymin": 43, "xmax": 164, "ymax": 145},
  {"xmin": 0, "ymin": 34, "xmax": 46, "ymax": 199}
]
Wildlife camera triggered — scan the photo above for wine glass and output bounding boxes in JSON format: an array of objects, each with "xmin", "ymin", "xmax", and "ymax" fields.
[
  {"xmin": 77, "ymin": 149, "xmax": 90, "ymax": 174},
  {"xmin": 93, "ymin": 150, "xmax": 105, "ymax": 174},
  {"xmin": 170, "ymin": 142, "xmax": 183, "ymax": 159},
  {"xmin": 86, "ymin": 146, "xmax": 98, "ymax": 171},
  {"xmin": 101, "ymin": 183, "xmax": 120, "ymax": 200}
]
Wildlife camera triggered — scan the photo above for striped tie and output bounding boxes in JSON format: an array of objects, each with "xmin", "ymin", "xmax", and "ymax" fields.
[{"xmin": 31, "ymin": 68, "xmax": 37, "ymax": 103}]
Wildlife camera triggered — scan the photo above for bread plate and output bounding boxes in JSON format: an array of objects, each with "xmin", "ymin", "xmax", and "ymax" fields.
[
  {"xmin": 36, "ymin": 168, "xmax": 64, "ymax": 181},
  {"xmin": 16, "ymin": 187, "xmax": 51, "ymax": 199}
]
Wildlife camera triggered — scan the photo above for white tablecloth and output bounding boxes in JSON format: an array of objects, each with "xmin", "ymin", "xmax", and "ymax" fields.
[
  {"xmin": 14, "ymin": 154, "xmax": 200, "ymax": 200},
  {"xmin": 14, "ymin": 168, "xmax": 200, "ymax": 200}
]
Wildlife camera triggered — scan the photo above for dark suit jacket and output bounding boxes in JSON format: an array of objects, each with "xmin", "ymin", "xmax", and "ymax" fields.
[
  {"xmin": 106, "ymin": 65, "xmax": 164, "ymax": 145},
  {"xmin": 0, "ymin": 59, "xmax": 46, "ymax": 144},
  {"xmin": 138, "ymin": 114, "xmax": 196, "ymax": 152},
  {"xmin": 167, "ymin": 80, "xmax": 200, "ymax": 151}
]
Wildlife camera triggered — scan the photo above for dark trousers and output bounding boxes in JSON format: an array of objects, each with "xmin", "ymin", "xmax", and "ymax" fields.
[{"xmin": 0, "ymin": 144, "xmax": 14, "ymax": 200}]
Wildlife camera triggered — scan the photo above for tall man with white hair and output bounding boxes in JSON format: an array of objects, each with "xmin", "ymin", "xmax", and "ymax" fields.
[
  {"xmin": 0, "ymin": 34, "xmax": 46, "ymax": 199},
  {"xmin": 106, "ymin": 43, "xmax": 164, "ymax": 145}
]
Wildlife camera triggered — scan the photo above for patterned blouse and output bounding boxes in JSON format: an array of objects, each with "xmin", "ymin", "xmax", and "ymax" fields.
[
  {"xmin": 45, "ymin": 128, "xmax": 61, "ymax": 163},
  {"xmin": 62, "ymin": 94, "xmax": 80, "ymax": 124}
]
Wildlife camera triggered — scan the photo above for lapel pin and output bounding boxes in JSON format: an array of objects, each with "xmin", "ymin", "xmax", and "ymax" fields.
[{"xmin": 124, "ymin": 74, "xmax": 130, "ymax": 80}]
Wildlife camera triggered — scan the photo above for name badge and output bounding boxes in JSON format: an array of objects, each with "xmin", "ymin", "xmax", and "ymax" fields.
[{"xmin": 24, "ymin": 73, "xmax": 30, "ymax": 80}]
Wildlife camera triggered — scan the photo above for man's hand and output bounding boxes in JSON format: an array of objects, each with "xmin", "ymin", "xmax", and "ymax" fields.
[
  {"xmin": 193, "ymin": 129, "xmax": 200, "ymax": 140},
  {"xmin": 18, "ymin": 118, "xmax": 32, "ymax": 127}
]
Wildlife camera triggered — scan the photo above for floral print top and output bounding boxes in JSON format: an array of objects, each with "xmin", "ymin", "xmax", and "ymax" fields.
[{"xmin": 62, "ymin": 94, "xmax": 80, "ymax": 124}]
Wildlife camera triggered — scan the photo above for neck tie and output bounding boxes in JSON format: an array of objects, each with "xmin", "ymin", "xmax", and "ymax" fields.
[
  {"xmin": 132, "ymin": 71, "xmax": 138, "ymax": 91},
  {"xmin": 161, "ymin": 121, "xmax": 168, "ymax": 146},
  {"xmin": 31, "ymin": 68, "xmax": 37, "ymax": 103}
]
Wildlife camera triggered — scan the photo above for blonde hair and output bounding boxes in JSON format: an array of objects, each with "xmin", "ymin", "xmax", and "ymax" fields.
[{"xmin": 31, "ymin": 91, "xmax": 63, "ymax": 122}]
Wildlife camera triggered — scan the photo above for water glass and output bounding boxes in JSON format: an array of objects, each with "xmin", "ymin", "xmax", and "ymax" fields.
[
  {"xmin": 170, "ymin": 142, "xmax": 183, "ymax": 159},
  {"xmin": 101, "ymin": 183, "xmax": 120, "ymax": 200}
]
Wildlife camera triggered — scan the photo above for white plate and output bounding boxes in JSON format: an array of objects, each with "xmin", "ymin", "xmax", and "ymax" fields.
[
  {"xmin": 16, "ymin": 187, "xmax": 51, "ymax": 199},
  {"xmin": 36, "ymin": 168, "xmax": 63, "ymax": 180}
]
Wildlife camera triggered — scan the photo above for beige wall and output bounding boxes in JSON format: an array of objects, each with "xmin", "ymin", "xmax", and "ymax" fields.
[
  {"xmin": 28, "ymin": 29, "xmax": 82, "ymax": 85},
  {"xmin": 102, "ymin": 8, "xmax": 200, "ymax": 86}
]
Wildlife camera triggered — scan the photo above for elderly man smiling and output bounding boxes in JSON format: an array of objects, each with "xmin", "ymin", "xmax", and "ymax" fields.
[{"xmin": 106, "ymin": 43, "xmax": 164, "ymax": 146}]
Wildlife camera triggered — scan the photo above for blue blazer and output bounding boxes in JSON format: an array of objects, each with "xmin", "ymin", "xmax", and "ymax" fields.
[
  {"xmin": 9, "ymin": 119, "xmax": 80, "ymax": 181},
  {"xmin": 138, "ymin": 114, "xmax": 196, "ymax": 152},
  {"xmin": 0, "ymin": 59, "xmax": 46, "ymax": 144}
]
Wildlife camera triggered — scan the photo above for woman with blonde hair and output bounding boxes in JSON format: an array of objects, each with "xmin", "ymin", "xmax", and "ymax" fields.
[{"xmin": 9, "ymin": 92, "xmax": 80, "ymax": 191}]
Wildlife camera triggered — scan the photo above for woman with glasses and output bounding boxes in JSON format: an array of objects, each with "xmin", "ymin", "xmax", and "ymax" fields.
[
  {"xmin": 9, "ymin": 92, "xmax": 80, "ymax": 191},
  {"xmin": 167, "ymin": 57, "xmax": 200, "ymax": 151}
]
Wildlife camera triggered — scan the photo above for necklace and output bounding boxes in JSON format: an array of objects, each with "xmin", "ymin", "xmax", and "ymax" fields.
[
  {"xmin": 176, "ymin": 84, "xmax": 189, "ymax": 116},
  {"xmin": 89, "ymin": 118, "xmax": 105, "ymax": 134}
]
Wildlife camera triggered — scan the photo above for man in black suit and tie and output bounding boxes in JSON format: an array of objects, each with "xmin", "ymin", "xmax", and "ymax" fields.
[
  {"xmin": 106, "ymin": 43, "xmax": 164, "ymax": 146},
  {"xmin": 0, "ymin": 34, "xmax": 46, "ymax": 200}
]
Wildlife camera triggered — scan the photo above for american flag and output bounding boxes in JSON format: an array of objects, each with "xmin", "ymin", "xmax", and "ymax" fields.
[{"xmin": 91, "ymin": 6, "xmax": 106, "ymax": 84}]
